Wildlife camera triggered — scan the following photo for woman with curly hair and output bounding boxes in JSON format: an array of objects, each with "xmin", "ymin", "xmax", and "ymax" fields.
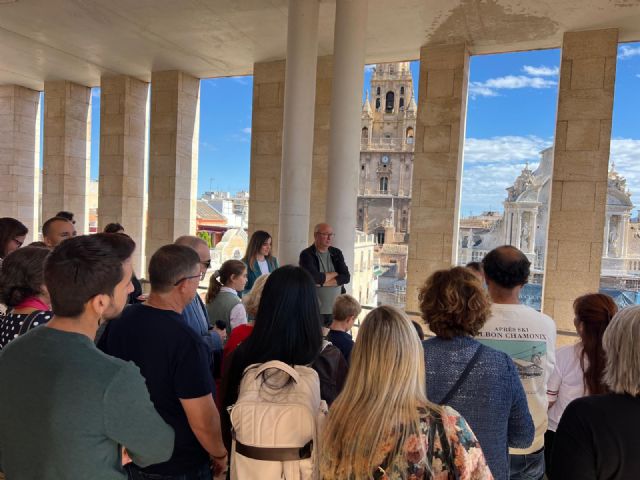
[
  {"xmin": 320, "ymin": 305, "xmax": 493, "ymax": 479},
  {"xmin": 419, "ymin": 267, "xmax": 533, "ymax": 480},
  {"xmin": 0, "ymin": 246, "xmax": 52, "ymax": 349}
]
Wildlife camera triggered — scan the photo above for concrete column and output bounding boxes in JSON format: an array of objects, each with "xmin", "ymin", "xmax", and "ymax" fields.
[
  {"xmin": 43, "ymin": 81, "xmax": 91, "ymax": 233},
  {"xmin": 405, "ymin": 43, "xmax": 470, "ymax": 312},
  {"xmin": 543, "ymin": 29, "xmax": 618, "ymax": 332},
  {"xmin": 325, "ymin": 0, "xmax": 368, "ymax": 278},
  {"xmin": 0, "ymin": 86, "xmax": 41, "ymax": 243},
  {"xmin": 603, "ymin": 214, "xmax": 611, "ymax": 257},
  {"xmin": 99, "ymin": 75, "xmax": 149, "ymax": 273},
  {"xmin": 146, "ymin": 71, "xmax": 200, "ymax": 265},
  {"xmin": 277, "ymin": 0, "xmax": 319, "ymax": 265}
]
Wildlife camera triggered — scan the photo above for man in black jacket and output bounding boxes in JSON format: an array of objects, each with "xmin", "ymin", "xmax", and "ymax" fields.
[{"xmin": 299, "ymin": 223, "xmax": 351, "ymax": 326}]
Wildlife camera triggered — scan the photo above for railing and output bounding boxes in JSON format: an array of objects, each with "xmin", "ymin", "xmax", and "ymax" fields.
[{"xmin": 359, "ymin": 189, "xmax": 411, "ymax": 197}]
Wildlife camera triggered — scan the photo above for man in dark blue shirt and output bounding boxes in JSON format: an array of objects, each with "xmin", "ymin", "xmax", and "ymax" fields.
[{"xmin": 99, "ymin": 244, "xmax": 227, "ymax": 479}]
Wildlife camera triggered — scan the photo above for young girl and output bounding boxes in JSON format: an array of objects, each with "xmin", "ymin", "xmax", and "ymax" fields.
[{"xmin": 205, "ymin": 259, "xmax": 248, "ymax": 336}]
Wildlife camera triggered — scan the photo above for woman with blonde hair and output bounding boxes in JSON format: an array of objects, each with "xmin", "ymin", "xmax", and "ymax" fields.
[
  {"xmin": 419, "ymin": 267, "xmax": 533, "ymax": 480},
  {"xmin": 320, "ymin": 305, "xmax": 493, "ymax": 480},
  {"xmin": 551, "ymin": 305, "xmax": 640, "ymax": 479}
]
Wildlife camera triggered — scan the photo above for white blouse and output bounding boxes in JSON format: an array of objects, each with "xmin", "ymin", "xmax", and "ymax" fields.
[{"xmin": 547, "ymin": 343, "xmax": 586, "ymax": 431}]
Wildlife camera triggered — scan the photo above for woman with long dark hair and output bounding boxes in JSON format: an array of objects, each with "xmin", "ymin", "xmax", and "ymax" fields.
[
  {"xmin": 545, "ymin": 293, "xmax": 617, "ymax": 473},
  {"xmin": 241, "ymin": 230, "xmax": 278, "ymax": 296},
  {"xmin": 206, "ymin": 259, "xmax": 248, "ymax": 336},
  {"xmin": 220, "ymin": 266, "xmax": 323, "ymax": 452},
  {"xmin": 0, "ymin": 246, "xmax": 52, "ymax": 349},
  {"xmin": 0, "ymin": 217, "xmax": 28, "ymax": 267}
]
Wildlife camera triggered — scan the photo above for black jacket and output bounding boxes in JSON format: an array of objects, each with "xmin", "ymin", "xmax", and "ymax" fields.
[{"xmin": 299, "ymin": 244, "xmax": 351, "ymax": 292}]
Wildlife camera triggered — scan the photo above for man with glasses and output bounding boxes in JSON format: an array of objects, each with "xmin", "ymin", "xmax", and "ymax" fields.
[
  {"xmin": 174, "ymin": 236, "xmax": 220, "ymax": 365},
  {"xmin": 99, "ymin": 244, "xmax": 227, "ymax": 479},
  {"xmin": 300, "ymin": 223, "xmax": 351, "ymax": 327}
]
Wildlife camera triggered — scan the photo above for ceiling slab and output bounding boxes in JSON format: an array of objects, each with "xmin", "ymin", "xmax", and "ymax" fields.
[{"xmin": 0, "ymin": 0, "xmax": 638, "ymax": 90}]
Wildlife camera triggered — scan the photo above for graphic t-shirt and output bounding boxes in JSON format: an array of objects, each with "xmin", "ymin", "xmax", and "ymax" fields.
[{"xmin": 476, "ymin": 303, "xmax": 556, "ymax": 454}]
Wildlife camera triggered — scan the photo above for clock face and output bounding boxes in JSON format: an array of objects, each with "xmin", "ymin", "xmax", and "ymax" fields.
[{"xmin": 382, "ymin": 155, "xmax": 389, "ymax": 164}]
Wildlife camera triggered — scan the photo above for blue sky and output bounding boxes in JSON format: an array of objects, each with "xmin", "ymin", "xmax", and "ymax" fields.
[{"xmin": 87, "ymin": 42, "xmax": 640, "ymax": 217}]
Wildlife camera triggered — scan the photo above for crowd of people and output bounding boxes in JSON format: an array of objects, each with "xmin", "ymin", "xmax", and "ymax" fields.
[{"xmin": 0, "ymin": 214, "xmax": 639, "ymax": 480}]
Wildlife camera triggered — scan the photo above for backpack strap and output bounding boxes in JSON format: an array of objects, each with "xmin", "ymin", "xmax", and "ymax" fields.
[
  {"xmin": 438, "ymin": 344, "xmax": 485, "ymax": 405},
  {"xmin": 17, "ymin": 310, "xmax": 44, "ymax": 337},
  {"xmin": 248, "ymin": 361, "xmax": 300, "ymax": 384},
  {"xmin": 234, "ymin": 439, "xmax": 313, "ymax": 462}
]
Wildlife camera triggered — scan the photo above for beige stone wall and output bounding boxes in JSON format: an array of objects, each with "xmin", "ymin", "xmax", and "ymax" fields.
[
  {"xmin": 43, "ymin": 81, "xmax": 91, "ymax": 233},
  {"xmin": 543, "ymin": 29, "xmax": 618, "ymax": 334},
  {"xmin": 405, "ymin": 44, "xmax": 470, "ymax": 312},
  {"xmin": 248, "ymin": 60, "xmax": 285, "ymax": 256},
  {"xmin": 309, "ymin": 55, "xmax": 333, "ymax": 242},
  {"xmin": 146, "ymin": 71, "xmax": 200, "ymax": 266},
  {"xmin": 248, "ymin": 57, "xmax": 333, "ymax": 256},
  {"xmin": 99, "ymin": 76, "xmax": 149, "ymax": 273},
  {"xmin": 0, "ymin": 85, "xmax": 40, "ymax": 243}
]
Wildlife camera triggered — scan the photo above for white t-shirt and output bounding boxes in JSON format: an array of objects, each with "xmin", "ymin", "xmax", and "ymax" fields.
[
  {"xmin": 477, "ymin": 303, "xmax": 557, "ymax": 453},
  {"xmin": 547, "ymin": 343, "xmax": 585, "ymax": 431},
  {"xmin": 257, "ymin": 259, "xmax": 270, "ymax": 275}
]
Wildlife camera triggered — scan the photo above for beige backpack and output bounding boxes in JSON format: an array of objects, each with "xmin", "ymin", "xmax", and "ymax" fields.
[{"xmin": 229, "ymin": 361, "xmax": 328, "ymax": 480}]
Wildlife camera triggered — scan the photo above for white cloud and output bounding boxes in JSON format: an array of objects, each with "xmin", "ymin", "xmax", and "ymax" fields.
[
  {"xmin": 469, "ymin": 75, "xmax": 557, "ymax": 98},
  {"xmin": 242, "ymin": 127, "xmax": 252, "ymax": 134},
  {"xmin": 459, "ymin": 136, "xmax": 640, "ymax": 214},
  {"xmin": 619, "ymin": 45, "xmax": 640, "ymax": 60},
  {"xmin": 463, "ymin": 135, "xmax": 552, "ymax": 164},
  {"xmin": 522, "ymin": 65, "xmax": 559, "ymax": 76},
  {"xmin": 364, "ymin": 65, "xmax": 375, "ymax": 72}
]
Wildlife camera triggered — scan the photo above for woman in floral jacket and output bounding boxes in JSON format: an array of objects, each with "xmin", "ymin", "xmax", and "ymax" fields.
[{"xmin": 320, "ymin": 305, "xmax": 493, "ymax": 480}]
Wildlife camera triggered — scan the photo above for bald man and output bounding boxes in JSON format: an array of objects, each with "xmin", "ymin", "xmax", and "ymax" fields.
[{"xmin": 299, "ymin": 223, "xmax": 351, "ymax": 327}]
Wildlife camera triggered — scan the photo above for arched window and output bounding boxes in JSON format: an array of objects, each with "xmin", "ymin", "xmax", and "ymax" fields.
[
  {"xmin": 399, "ymin": 97, "xmax": 405, "ymax": 110},
  {"xmin": 400, "ymin": 86, "xmax": 405, "ymax": 95},
  {"xmin": 406, "ymin": 127, "xmax": 414, "ymax": 144},
  {"xmin": 376, "ymin": 230, "xmax": 385, "ymax": 245},
  {"xmin": 375, "ymin": 98, "xmax": 381, "ymax": 111},
  {"xmin": 385, "ymin": 91, "xmax": 394, "ymax": 113},
  {"xmin": 376, "ymin": 86, "xmax": 381, "ymax": 95},
  {"xmin": 379, "ymin": 176, "xmax": 389, "ymax": 193},
  {"xmin": 361, "ymin": 127, "xmax": 368, "ymax": 141}
]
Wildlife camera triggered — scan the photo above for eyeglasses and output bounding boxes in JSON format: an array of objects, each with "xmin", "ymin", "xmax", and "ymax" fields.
[
  {"xmin": 316, "ymin": 232, "xmax": 335, "ymax": 239},
  {"xmin": 173, "ymin": 274, "xmax": 202, "ymax": 286},
  {"xmin": 12, "ymin": 237, "xmax": 24, "ymax": 247},
  {"xmin": 200, "ymin": 260, "xmax": 211, "ymax": 269}
]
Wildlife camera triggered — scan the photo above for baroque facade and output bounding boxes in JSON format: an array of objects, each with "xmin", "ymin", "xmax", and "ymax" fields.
[
  {"xmin": 358, "ymin": 62, "xmax": 416, "ymax": 244},
  {"xmin": 459, "ymin": 147, "xmax": 640, "ymax": 288}
]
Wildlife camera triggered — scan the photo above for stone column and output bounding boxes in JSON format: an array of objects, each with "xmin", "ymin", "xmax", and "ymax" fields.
[
  {"xmin": 326, "ymin": 0, "xmax": 368, "ymax": 278},
  {"xmin": 543, "ymin": 29, "xmax": 618, "ymax": 332},
  {"xmin": 248, "ymin": 60, "xmax": 285, "ymax": 256},
  {"xmin": 248, "ymin": 55, "xmax": 335, "ymax": 257},
  {"xmin": 309, "ymin": 55, "xmax": 333, "ymax": 241},
  {"xmin": 278, "ymin": 0, "xmax": 319, "ymax": 265},
  {"xmin": 43, "ymin": 81, "xmax": 91, "ymax": 233},
  {"xmin": 405, "ymin": 44, "xmax": 470, "ymax": 312},
  {"xmin": 99, "ymin": 76, "xmax": 149, "ymax": 273},
  {"xmin": 0, "ymin": 86, "xmax": 41, "ymax": 243},
  {"xmin": 603, "ymin": 214, "xmax": 610, "ymax": 257},
  {"xmin": 146, "ymin": 71, "xmax": 200, "ymax": 265}
]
